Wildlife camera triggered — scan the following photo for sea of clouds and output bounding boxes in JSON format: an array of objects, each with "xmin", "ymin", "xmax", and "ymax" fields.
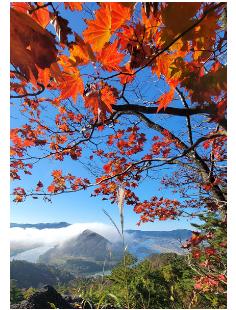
[{"xmin": 10, "ymin": 222, "xmax": 131, "ymax": 251}]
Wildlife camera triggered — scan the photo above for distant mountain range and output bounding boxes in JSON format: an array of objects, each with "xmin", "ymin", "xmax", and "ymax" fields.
[
  {"xmin": 126, "ymin": 229, "xmax": 192, "ymax": 240},
  {"xmin": 10, "ymin": 222, "xmax": 71, "ymax": 229},
  {"xmin": 126, "ymin": 229, "xmax": 192, "ymax": 259},
  {"xmin": 11, "ymin": 223, "xmax": 192, "ymax": 238},
  {"xmin": 11, "ymin": 223, "xmax": 192, "ymax": 239}
]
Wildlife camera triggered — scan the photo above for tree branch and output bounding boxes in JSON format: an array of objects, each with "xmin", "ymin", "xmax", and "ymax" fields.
[
  {"xmin": 114, "ymin": 110, "xmax": 227, "ymax": 204},
  {"xmin": 113, "ymin": 104, "xmax": 212, "ymax": 116},
  {"xmin": 10, "ymin": 83, "xmax": 45, "ymax": 99},
  {"xmin": 112, "ymin": 104, "xmax": 227, "ymax": 130},
  {"xmin": 176, "ymin": 87, "xmax": 194, "ymax": 145}
]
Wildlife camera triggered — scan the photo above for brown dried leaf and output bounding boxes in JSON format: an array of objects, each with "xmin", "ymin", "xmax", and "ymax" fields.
[{"xmin": 10, "ymin": 8, "xmax": 57, "ymax": 82}]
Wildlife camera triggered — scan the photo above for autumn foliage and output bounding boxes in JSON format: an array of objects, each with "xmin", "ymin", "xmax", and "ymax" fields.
[{"xmin": 10, "ymin": 2, "xmax": 227, "ymax": 298}]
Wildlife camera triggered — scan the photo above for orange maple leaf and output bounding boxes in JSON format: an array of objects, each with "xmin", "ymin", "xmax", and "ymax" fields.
[
  {"xmin": 83, "ymin": 5, "xmax": 112, "ymax": 52},
  {"xmin": 64, "ymin": 2, "xmax": 83, "ymax": 11},
  {"xmin": 59, "ymin": 71, "xmax": 84, "ymax": 104},
  {"xmin": 11, "ymin": 2, "xmax": 50, "ymax": 28},
  {"xmin": 119, "ymin": 64, "xmax": 135, "ymax": 84},
  {"xmin": 31, "ymin": 2, "xmax": 51, "ymax": 28},
  {"xmin": 84, "ymin": 84, "xmax": 117, "ymax": 121},
  {"xmin": 84, "ymin": 93, "xmax": 100, "ymax": 117},
  {"xmin": 83, "ymin": 3, "xmax": 132, "ymax": 51},
  {"xmin": 69, "ymin": 34, "xmax": 96, "ymax": 66},
  {"xmin": 52, "ymin": 170, "xmax": 62, "ymax": 178},
  {"xmin": 47, "ymin": 184, "xmax": 56, "ymax": 193},
  {"xmin": 11, "ymin": 2, "xmax": 31, "ymax": 13},
  {"xmin": 152, "ymin": 53, "xmax": 176, "ymax": 79},
  {"xmin": 37, "ymin": 67, "xmax": 50, "ymax": 87},
  {"xmin": 49, "ymin": 62, "xmax": 62, "ymax": 83},
  {"xmin": 100, "ymin": 84, "xmax": 118, "ymax": 112},
  {"xmin": 97, "ymin": 40, "xmax": 124, "ymax": 72},
  {"xmin": 108, "ymin": 2, "xmax": 133, "ymax": 32},
  {"xmin": 157, "ymin": 87, "xmax": 175, "ymax": 111},
  {"xmin": 141, "ymin": 6, "xmax": 161, "ymax": 40}
]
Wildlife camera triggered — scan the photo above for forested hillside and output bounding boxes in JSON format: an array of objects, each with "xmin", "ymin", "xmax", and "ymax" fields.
[
  {"xmin": 11, "ymin": 260, "xmax": 74, "ymax": 288},
  {"xmin": 11, "ymin": 253, "xmax": 226, "ymax": 309}
]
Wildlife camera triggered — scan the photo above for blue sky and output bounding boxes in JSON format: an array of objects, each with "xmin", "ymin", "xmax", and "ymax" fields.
[
  {"xmin": 10, "ymin": 2, "xmax": 204, "ymax": 231},
  {"xmin": 10, "ymin": 133, "xmax": 195, "ymax": 230}
]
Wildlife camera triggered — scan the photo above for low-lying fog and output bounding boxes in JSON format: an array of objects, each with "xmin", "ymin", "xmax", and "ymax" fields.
[{"xmin": 10, "ymin": 222, "xmax": 131, "ymax": 252}]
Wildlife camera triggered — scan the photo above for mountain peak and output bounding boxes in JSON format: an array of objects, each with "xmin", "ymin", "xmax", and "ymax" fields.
[
  {"xmin": 79, "ymin": 229, "xmax": 108, "ymax": 241},
  {"xmin": 81, "ymin": 229, "xmax": 95, "ymax": 236}
]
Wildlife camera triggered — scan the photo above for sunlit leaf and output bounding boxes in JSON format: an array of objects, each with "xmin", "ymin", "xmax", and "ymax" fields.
[
  {"xmin": 100, "ymin": 84, "xmax": 118, "ymax": 112},
  {"xmin": 97, "ymin": 40, "xmax": 124, "ymax": 72},
  {"xmin": 31, "ymin": 2, "xmax": 51, "ymax": 28},
  {"xmin": 59, "ymin": 71, "xmax": 84, "ymax": 103},
  {"xmin": 83, "ymin": 3, "xmax": 132, "ymax": 51},
  {"xmin": 157, "ymin": 87, "xmax": 175, "ymax": 111},
  {"xmin": 64, "ymin": 2, "xmax": 83, "ymax": 11},
  {"xmin": 83, "ymin": 5, "xmax": 112, "ymax": 52},
  {"xmin": 69, "ymin": 34, "xmax": 96, "ymax": 66}
]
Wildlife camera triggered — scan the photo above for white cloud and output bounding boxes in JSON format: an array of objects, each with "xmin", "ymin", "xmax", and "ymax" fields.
[{"xmin": 10, "ymin": 222, "xmax": 123, "ymax": 250}]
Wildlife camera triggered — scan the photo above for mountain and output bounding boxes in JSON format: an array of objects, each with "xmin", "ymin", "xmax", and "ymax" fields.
[
  {"xmin": 125, "ymin": 229, "xmax": 192, "ymax": 257},
  {"xmin": 125, "ymin": 229, "xmax": 192, "ymax": 240},
  {"xmin": 39, "ymin": 229, "xmax": 116, "ymax": 264},
  {"xmin": 10, "ymin": 260, "xmax": 74, "ymax": 288},
  {"xmin": 38, "ymin": 230, "xmax": 120, "ymax": 275},
  {"xmin": 10, "ymin": 222, "xmax": 71, "ymax": 229}
]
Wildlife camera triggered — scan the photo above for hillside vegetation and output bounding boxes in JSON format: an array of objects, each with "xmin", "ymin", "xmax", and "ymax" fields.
[
  {"xmin": 11, "ymin": 253, "xmax": 226, "ymax": 309},
  {"xmin": 11, "ymin": 260, "xmax": 74, "ymax": 288}
]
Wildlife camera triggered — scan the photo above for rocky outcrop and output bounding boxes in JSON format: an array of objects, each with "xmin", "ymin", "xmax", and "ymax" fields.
[
  {"xmin": 11, "ymin": 285, "xmax": 73, "ymax": 309},
  {"xmin": 11, "ymin": 285, "xmax": 95, "ymax": 309}
]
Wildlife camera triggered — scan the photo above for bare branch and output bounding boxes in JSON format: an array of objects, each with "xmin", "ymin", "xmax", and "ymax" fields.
[{"xmin": 112, "ymin": 104, "xmax": 227, "ymax": 130}]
